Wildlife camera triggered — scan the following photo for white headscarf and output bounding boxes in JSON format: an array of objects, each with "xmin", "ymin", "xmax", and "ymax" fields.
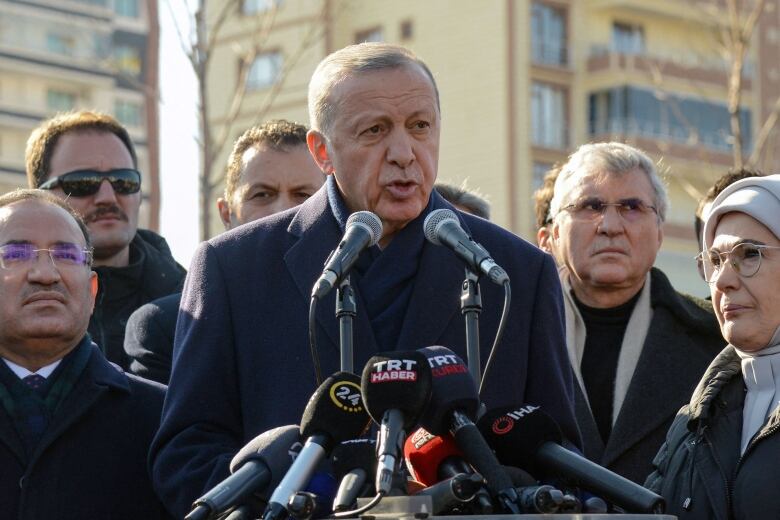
[{"xmin": 702, "ymin": 174, "xmax": 780, "ymax": 453}]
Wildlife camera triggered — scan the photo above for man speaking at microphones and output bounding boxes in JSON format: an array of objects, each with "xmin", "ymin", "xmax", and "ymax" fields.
[{"xmin": 150, "ymin": 42, "xmax": 579, "ymax": 518}]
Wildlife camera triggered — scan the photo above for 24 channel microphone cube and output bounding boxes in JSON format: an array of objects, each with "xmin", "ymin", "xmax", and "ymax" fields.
[{"xmin": 262, "ymin": 372, "xmax": 371, "ymax": 520}]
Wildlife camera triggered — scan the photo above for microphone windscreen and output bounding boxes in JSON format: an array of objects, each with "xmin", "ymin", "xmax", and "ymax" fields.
[
  {"xmin": 423, "ymin": 209, "xmax": 458, "ymax": 245},
  {"xmin": 477, "ymin": 404, "xmax": 563, "ymax": 476},
  {"xmin": 417, "ymin": 346, "xmax": 480, "ymax": 436},
  {"xmin": 229, "ymin": 424, "xmax": 301, "ymax": 476},
  {"xmin": 300, "ymin": 372, "xmax": 370, "ymax": 443},
  {"xmin": 331, "ymin": 438, "xmax": 377, "ymax": 477},
  {"xmin": 347, "ymin": 211, "xmax": 383, "ymax": 247},
  {"xmin": 403, "ymin": 428, "xmax": 464, "ymax": 486},
  {"xmin": 361, "ymin": 350, "xmax": 432, "ymax": 428}
]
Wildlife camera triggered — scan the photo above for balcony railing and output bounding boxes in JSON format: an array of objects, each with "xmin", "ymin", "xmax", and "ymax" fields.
[{"xmin": 589, "ymin": 117, "xmax": 749, "ymax": 153}]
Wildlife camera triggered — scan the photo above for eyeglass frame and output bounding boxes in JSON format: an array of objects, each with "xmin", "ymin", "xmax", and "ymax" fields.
[
  {"xmin": 0, "ymin": 243, "xmax": 94, "ymax": 270},
  {"xmin": 695, "ymin": 242, "xmax": 780, "ymax": 284},
  {"xmin": 39, "ymin": 168, "xmax": 142, "ymax": 197},
  {"xmin": 556, "ymin": 197, "xmax": 659, "ymax": 222}
]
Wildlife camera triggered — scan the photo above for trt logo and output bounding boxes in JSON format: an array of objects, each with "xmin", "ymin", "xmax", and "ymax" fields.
[
  {"xmin": 370, "ymin": 359, "xmax": 418, "ymax": 383},
  {"xmin": 426, "ymin": 354, "xmax": 468, "ymax": 377},
  {"xmin": 409, "ymin": 428, "xmax": 435, "ymax": 449}
]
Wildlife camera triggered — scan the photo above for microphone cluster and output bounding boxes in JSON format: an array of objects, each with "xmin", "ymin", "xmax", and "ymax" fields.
[{"xmin": 186, "ymin": 346, "xmax": 665, "ymax": 519}]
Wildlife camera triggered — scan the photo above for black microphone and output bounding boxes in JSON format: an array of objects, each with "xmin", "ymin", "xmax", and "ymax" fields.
[
  {"xmin": 186, "ymin": 425, "xmax": 300, "ymax": 520},
  {"xmin": 361, "ymin": 351, "xmax": 432, "ymax": 495},
  {"xmin": 423, "ymin": 209, "xmax": 508, "ymax": 285},
  {"xmin": 477, "ymin": 404, "xmax": 666, "ymax": 514},
  {"xmin": 331, "ymin": 438, "xmax": 377, "ymax": 512},
  {"xmin": 262, "ymin": 372, "xmax": 371, "ymax": 520},
  {"xmin": 312, "ymin": 211, "xmax": 383, "ymax": 298},
  {"xmin": 414, "ymin": 473, "xmax": 484, "ymax": 514},
  {"xmin": 417, "ymin": 346, "xmax": 520, "ymax": 513}
]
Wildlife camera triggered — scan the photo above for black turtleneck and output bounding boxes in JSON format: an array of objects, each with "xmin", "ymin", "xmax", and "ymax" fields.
[{"xmin": 574, "ymin": 288, "xmax": 642, "ymax": 444}]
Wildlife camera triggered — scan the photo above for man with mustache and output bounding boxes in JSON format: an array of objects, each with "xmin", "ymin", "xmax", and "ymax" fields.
[
  {"xmin": 0, "ymin": 189, "xmax": 170, "ymax": 519},
  {"xmin": 25, "ymin": 111, "xmax": 185, "ymax": 369},
  {"xmin": 150, "ymin": 43, "xmax": 580, "ymax": 518},
  {"xmin": 545, "ymin": 142, "xmax": 723, "ymax": 484}
]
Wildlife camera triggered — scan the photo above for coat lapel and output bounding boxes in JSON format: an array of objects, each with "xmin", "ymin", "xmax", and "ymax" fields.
[
  {"xmin": 0, "ymin": 404, "xmax": 25, "ymax": 466},
  {"xmin": 603, "ymin": 307, "xmax": 708, "ymax": 466},
  {"xmin": 284, "ymin": 189, "xmax": 378, "ymax": 373}
]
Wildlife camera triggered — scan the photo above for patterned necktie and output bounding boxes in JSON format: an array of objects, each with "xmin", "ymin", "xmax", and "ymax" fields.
[{"xmin": 23, "ymin": 374, "xmax": 47, "ymax": 396}]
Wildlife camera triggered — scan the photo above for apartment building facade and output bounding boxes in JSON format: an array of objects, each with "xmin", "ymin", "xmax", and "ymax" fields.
[
  {"xmin": 206, "ymin": 0, "xmax": 780, "ymax": 294},
  {"xmin": 0, "ymin": 0, "xmax": 160, "ymax": 229}
]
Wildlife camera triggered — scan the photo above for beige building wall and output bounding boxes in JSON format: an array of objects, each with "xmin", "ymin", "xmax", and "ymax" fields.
[{"xmin": 0, "ymin": 0, "xmax": 160, "ymax": 229}]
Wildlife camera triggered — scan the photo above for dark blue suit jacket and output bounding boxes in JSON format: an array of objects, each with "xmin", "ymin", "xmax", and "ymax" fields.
[
  {"xmin": 0, "ymin": 343, "xmax": 171, "ymax": 519},
  {"xmin": 150, "ymin": 188, "xmax": 578, "ymax": 518}
]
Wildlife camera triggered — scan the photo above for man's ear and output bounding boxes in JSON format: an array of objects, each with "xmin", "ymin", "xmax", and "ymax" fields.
[
  {"xmin": 88, "ymin": 272, "xmax": 98, "ymax": 315},
  {"xmin": 537, "ymin": 226, "xmax": 552, "ymax": 253},
  {"xmin": 307, "ymin": 130, "xmax": 334, "ymax": 175},
  {"xmin": 217, "ymin": 197, "xmax": 232, "ymax": 230}
]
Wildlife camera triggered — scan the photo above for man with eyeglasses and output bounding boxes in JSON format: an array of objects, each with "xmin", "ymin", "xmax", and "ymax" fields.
[
  {"xmin": 0, "ymin": 189, "xmax": 171, "ymax": 519},
  {"xmin": 546, "ymin": 142, "xmax": 724, "ymax": 485},
  {"xmin": 24, "ymin": 111, "xmax": 186, "ymax": 369}
]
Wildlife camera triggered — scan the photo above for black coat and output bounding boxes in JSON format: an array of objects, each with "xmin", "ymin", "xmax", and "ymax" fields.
[
  {"xmin": 90, "ymin": 229, "xmax": 186, "ymax": 369},
  {"xmin": 646, "ymin": 346, "xmax": 780, "ymax": 520},
  {"xmin": 124, "ymin": 292, "xmax": 182, "ymax": 384},
  {"xmin": 574, "ymin": 268, "xmax": 724, "ymax": 484},
  {"xmin": 149, "ymin": 188, "xmax": 581, "ymax": 518},
  {"xmin": 0, "ymin": 343, "xmax": 172, "ymax": 520}
]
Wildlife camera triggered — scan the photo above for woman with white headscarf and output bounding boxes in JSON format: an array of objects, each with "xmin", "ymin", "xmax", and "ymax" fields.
[{"xmin": 646, "ymin": 174, "xmax": 780, "ymax": 519}]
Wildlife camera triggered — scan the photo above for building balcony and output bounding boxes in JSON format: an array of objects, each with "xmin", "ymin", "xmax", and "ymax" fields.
[
  {"xmin": 586, "ymin": 46, "xmax": 752, "ymax": 90},
  {"xmin": 589, "ymin": 117, "xmax": 740, "ymax": 166}
]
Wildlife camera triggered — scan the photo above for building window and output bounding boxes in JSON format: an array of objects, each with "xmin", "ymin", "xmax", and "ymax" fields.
[
  {"xmin": 247, "ymin": 52, "xmax": 282, "ymax": 90},
  {"xmin": 531, "ymin": 82, "xmax": 568, "ymax": 149},
  {"xmin": 115, "ymin": 0, "xmax": 139, "ymax": 17},
  {"xmin": 115, "ymin": 99, "xmax": 143, "ymax": 127},
  {"xmin": 46, "ymin": 32, "xmax": 75, "ymax": 56},
  {"xmin": 532, "ymin": 162, "xmax": 554, "ymax": 192},
  {"xmin": 531, "ymin": 2, "xmax": 567, "ymax": 66},
  {"xmin": 588, "ymin": 86, "xmax": 752, "ymax": 152},
  {"xmin": 612, "ymin": 22, "xmax": 645, "ymax": 55},
  {"xmin": 47, "ymin": 89, "xmax": 76, "ymax": 112},
  {"xmin": 114, "ymin": 45, "xmax": 142, "ymax": 76},
  {"xmin": 355, "ymin": 27, "xmax": 383, "ymax": 44},
  {"xmin": 400, "ymin": 20, "xmax": 414, "ymax": 40},
  {"xmin": 243, "ymin": 0, "xmax": 282, "ymax": 15}
]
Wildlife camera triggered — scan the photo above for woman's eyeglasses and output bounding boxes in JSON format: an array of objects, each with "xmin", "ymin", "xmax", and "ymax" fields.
[
  {"xmin": 39, "ymin": 169, "xmax": 141, "ymax": 197},
  {"xmin": 696, "ymin": 243, "xmax": 780, "ymax": 284}
]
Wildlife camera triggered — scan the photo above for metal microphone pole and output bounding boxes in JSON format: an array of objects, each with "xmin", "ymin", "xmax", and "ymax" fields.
[
  {"xmin": 460, "ymin": 268, "xmax": 482, "ymax": 386},
  {"xmin": 336, "ymin": 275, "xmax": 356, "ymax": 373}
]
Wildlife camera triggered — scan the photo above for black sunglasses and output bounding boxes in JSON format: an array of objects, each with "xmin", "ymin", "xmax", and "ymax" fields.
[{"xmin": 39, "ymin": 169, "xmax": 142, "ymax": 197}]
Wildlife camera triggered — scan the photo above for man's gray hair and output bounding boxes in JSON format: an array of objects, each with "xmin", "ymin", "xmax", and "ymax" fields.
[
  {"xmin": 550, "ymin": 142, "xmax": 669, "ymax": 222},
  {"xmin": 307, "ymin": 42, "xmax": 440, "ymax": 135}
]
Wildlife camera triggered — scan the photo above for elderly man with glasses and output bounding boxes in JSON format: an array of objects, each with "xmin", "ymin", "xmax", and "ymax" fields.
[
  {"xmin": 24, "ymin": 111, "xmax": 186, "ymax": 369},
  {"xmin": 0, "ymin": 189, "xmax": 171, "ymax": 519},
  {"xmin": 547, "ymin": 142, "xmax": 724, "ymax": 485}
]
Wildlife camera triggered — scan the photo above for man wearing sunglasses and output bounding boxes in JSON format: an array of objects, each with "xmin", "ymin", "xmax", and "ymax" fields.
[
  {"xmin": 0, "ymin": 190, "xmax": 171, "ymax": 519},
  {"xmin": 545, "ymin": 142, "xmax": 724, "ymax": 485},
  {"xmin": 25, "ymin": 111, "xmax": 186, "ymax": 370}
]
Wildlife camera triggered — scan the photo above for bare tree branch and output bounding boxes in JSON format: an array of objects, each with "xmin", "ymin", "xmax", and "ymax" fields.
[{"xmin": 748, "ymin": 94, "xmax": 780, "ymax": 167}]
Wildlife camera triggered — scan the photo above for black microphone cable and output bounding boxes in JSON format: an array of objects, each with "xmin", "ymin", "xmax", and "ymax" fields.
[
  {"xmin": 308, "ymin": 294, "xmax": 323, "ymax": 386},
  {"xmin": 479, "ymin": 279, "xmax": 510, "ymax": 397}
]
